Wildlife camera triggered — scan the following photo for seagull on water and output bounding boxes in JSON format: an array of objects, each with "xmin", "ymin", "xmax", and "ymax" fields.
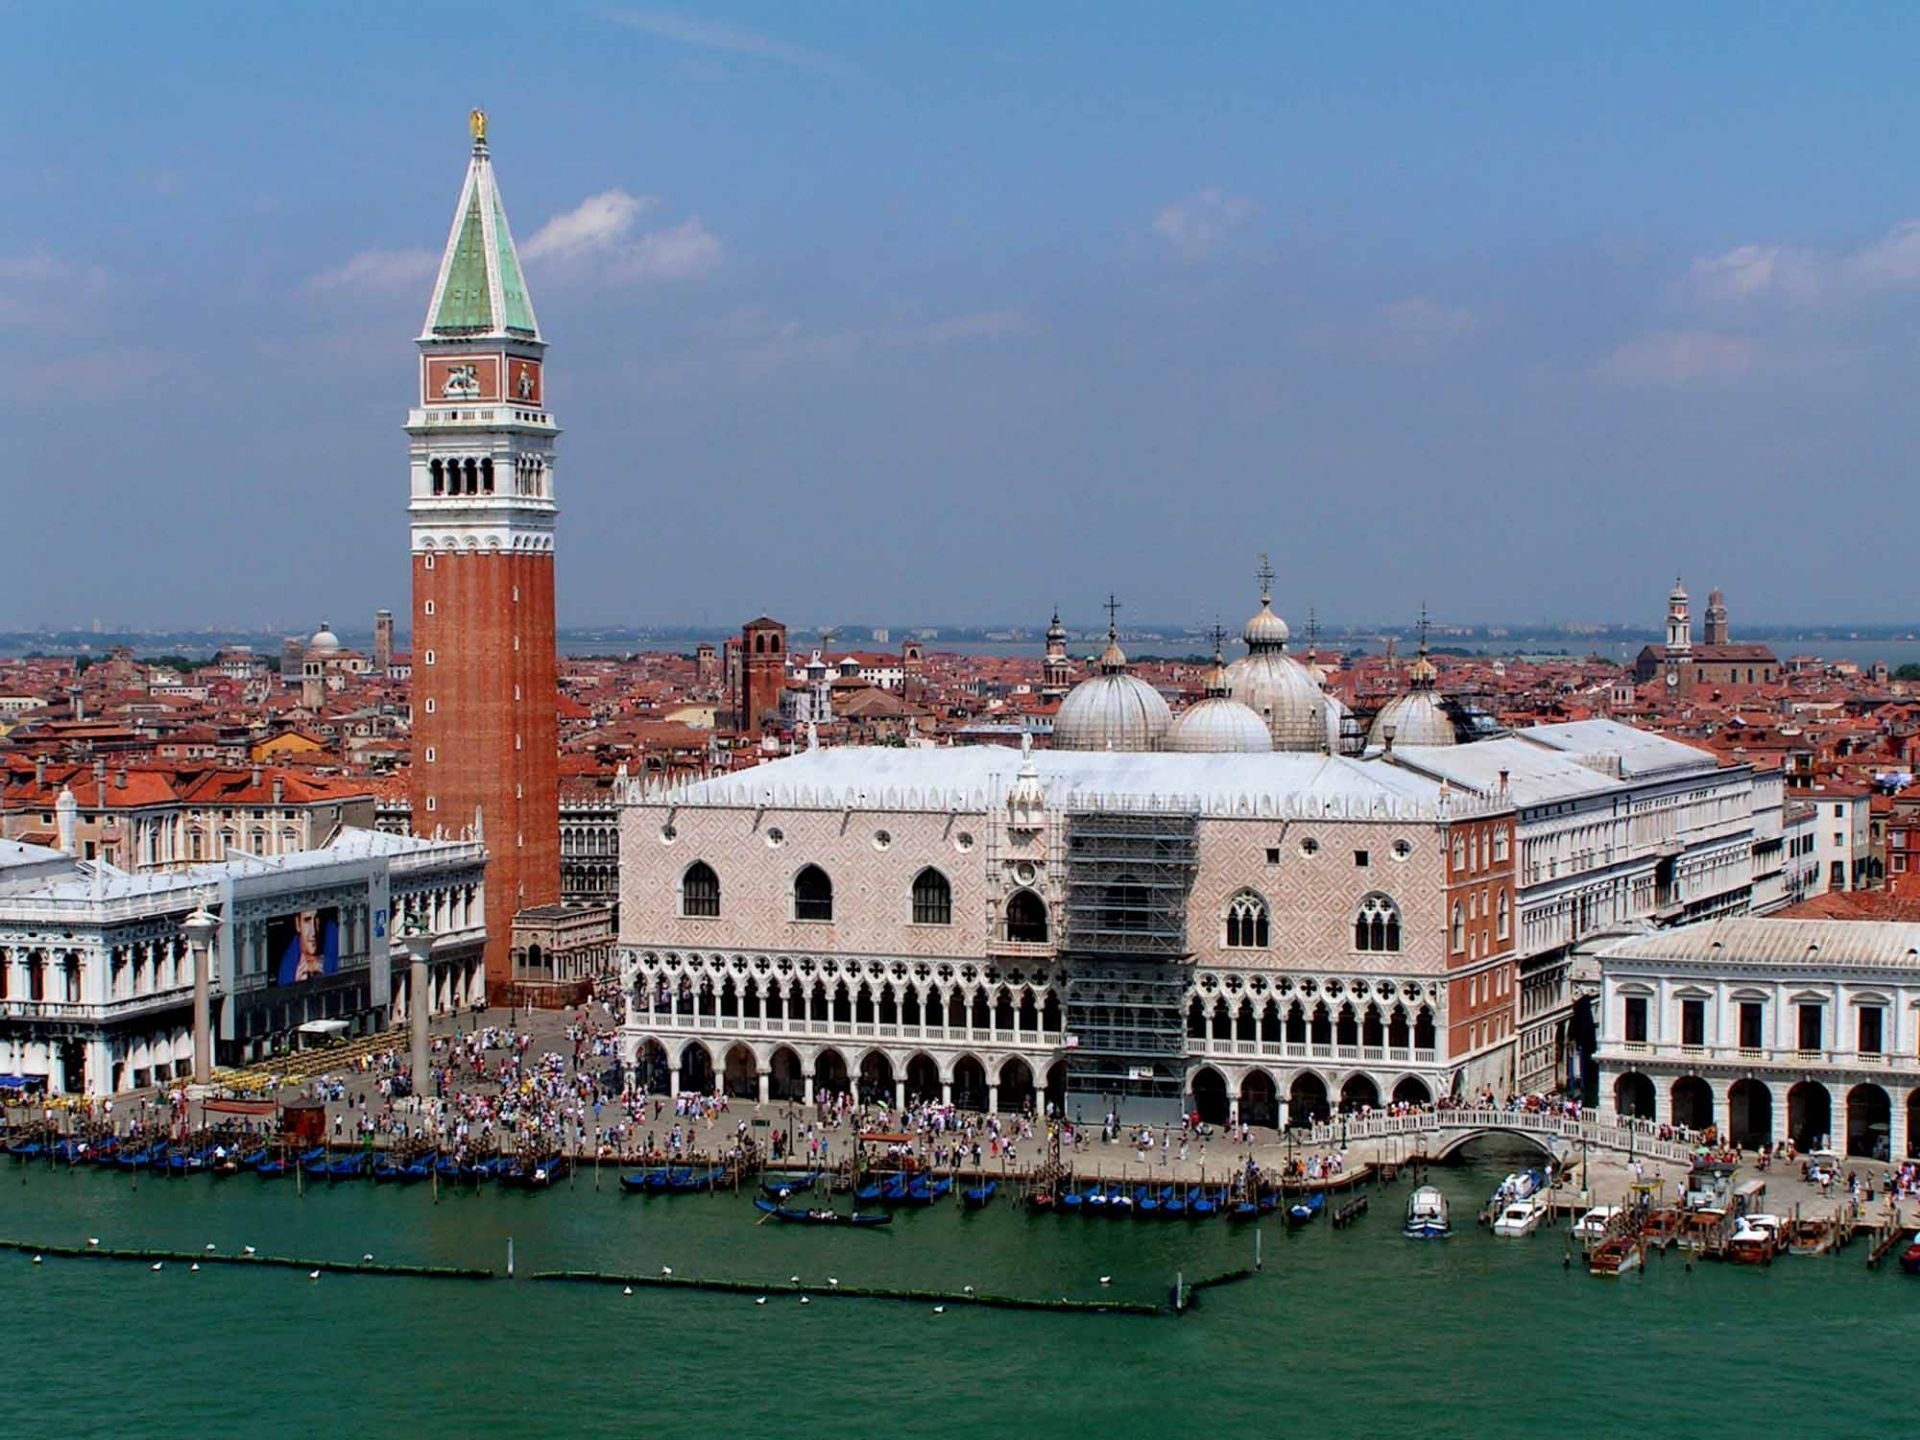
[
  {"xmin": 32, "ymin": 1256, "xmax": 43, "ymax": 1265},
  {"xmin": 660, "ymin": 1266, "xmax": 672, "ymax": 1277},
  {"xmin": 799, "ymin": 1296, "xmax": 811, "ymax": 1306},
  {"xmin": 789, "ymin": 1274, "xmax": 801, "ymax": 1284},
  {"xmin": 361, "ymin": 1253, "xmax": 374, "ymax": 1264},
  {"xmin": 827, "ymin": 1277, "xmax": 839, "ymax": 1287},
  {"xmin": 243, "ymin": 1246, "xmax": 257, "ymax": 1256},
  {"xmin": 755, "ymin": 1297, "xmax": 767, "ymax": 1306},
  {"xmin": 963, "ymin": 1285, "xmax": 975, "ymax": 1295},
  {"xmin": 190, "ymin": 1263, "xmax": 201, "ymax": 1273},
  {"xmin": 308, "ymin": 1270, "xmax": 321, "ymax": 1281},
  {"xmin": 204, "ymin": 1244, "xmax": 217, "ymax": 1253},
  {"xmin": 1099, "ymin": 1275, "xmax": 1113, "ymax": 1286},
  {"xmin": 933, "ymin": 1306, "xmax": 946, "ymax": 1315},
  {"xmin": 86, "ymin": 1238, "xmax": 100, "ymax": 1248},
  {"xmin": 622, "ymin": 1286, "xmax": 633, "ymax": 1296},
  {"xmin": 150, "ymin": 1262, "xmax": 163, "ymax": 1272}
]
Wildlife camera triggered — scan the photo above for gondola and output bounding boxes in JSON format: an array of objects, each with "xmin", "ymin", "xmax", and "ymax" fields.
[
  {"xmin": 762, "ymin": 1171, "xmax": 822, "ymax": 1199},
  {"xmin": 752, "ymin": 1199, "xmax": 892, "ymax": 1228},
  {"xmin": 1027, "ymin": 1190, "xmax": 1057, "ymax": 1214},
  {"xmin": 661, "ymin": 1165, "xmax": 721, "ymax": 1194},
  {"xmin": 961, "ymin": 1180, "xmax": 998, "ymax": 1210},
  {"xmin": 855, "ymin": 1180, "xmax": 885, "ymax": 1204},
  {"xmin": 1161, "ymin": 1193, "xmax": 1186, "ymax": 1220},
  {"xmin": 1190, "ymin": 1189, "xmax": 1219, "ymax": 1220},
  {"xmin": 327, "ymin": 1154, "xmax": 372, "ymax": 1181},
  {"xmin": 903, "ymin": 1176, "xmax": 953, "ymax": 1207},
  {"xmin": 1287, "ymin": 1191, "xmax": 1325, "ymax": 1227}
]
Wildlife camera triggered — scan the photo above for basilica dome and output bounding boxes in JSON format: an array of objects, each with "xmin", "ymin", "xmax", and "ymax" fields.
[
  {"xmin": 307, "ymin": 621, "xmax": 342, "ymax": 655},
  {"xmin": 1053, "ymin": 629, "xmax": 1171, "ymax": 752},
  {"xmin": 1223, "ymin": 573, "xmax": 1332, "ymax": 754},
  {"xmin": 1368, "ymin": 651, "xmax": 1457, "ymax": 748},
  {"xmin": 1167, "ymin": 640, "xmax": 1272, "ymax": 754}
]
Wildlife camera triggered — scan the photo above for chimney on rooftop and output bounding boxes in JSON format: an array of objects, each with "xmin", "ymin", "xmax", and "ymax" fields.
[
  {"xmin": 114, "ymin": 768, "xmax": 127, "ymax": 790},
  {"xmin": 68, "ymin": 686, "xmax": 83, "ymax": 722},
  {"xmin": 272, "ymin": 775, "xmax": 284, "ymax": 806},
  {"xmin": 93, "ymin": 758, "xmax": 107, "ymax": 792},
  {"xmin": 34, "ymin": 755, "xmax": 45, "ymax": 786},
  {"xmin": 251, "ymin": 765, "xmax": 263, "ymax": 788}
]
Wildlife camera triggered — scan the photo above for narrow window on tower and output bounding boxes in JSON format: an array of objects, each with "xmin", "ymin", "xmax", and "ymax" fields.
[
  {"xmin": 424, "ymin": 601, "xmax": 436, "ymax": 617},
  {"xmin": 424, "ymin": 747, "xmax": 436, "ymax": 763},
  {"xmin": 425, "ymin": 797, "xmax": 437, "ymax": 813},
  {"xmin": 424, "ymin": 650, "xmax": 435, "ymax": 666},
  {"xmin": 513, "ymin": 586, "xmax": 520, "ymax": 603},
  {"xmin": 424, "ymin": 699, "xmax": 436, "ymax": 714},
  {"xmin": 514, "ymin": 684, "xmax": 522, "ymax": 701},
  {"xmin": 516, "ymin": 734, "xmax": 523, "ymax": 751},
  {"xmin": 424, "ymin": 555, "xmax": 435, "ymax": 571}
]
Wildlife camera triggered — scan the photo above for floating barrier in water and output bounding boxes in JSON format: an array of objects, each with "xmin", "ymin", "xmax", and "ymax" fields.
[
  {"xmin": 0, "ymin": 1238, "xmax": 491, "ymax": 1280},
  {"xmin": 530, "ymin": 1268, "xmax": 1170, "ymax": 1316}
]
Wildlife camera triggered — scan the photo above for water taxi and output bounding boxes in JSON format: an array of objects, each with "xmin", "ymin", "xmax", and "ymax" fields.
[
  {"xmin": 1404, "ymin": 1185, "xmax": 1450, "ymax": 1239},
  {"xmin": 1491, "ymin": 1195, "xmax": 1546, "ymax": 1238}
]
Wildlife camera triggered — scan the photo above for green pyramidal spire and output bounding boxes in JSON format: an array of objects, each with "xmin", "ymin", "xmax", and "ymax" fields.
[{"xmin": 423, "ymin": 110, "xmax": 541, "ymax": 341}]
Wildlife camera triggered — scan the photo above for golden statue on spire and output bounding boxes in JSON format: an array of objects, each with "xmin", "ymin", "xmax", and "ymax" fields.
[{"xmin": 469, "ymin": 108, "xmax": 488, "ymax": 145}]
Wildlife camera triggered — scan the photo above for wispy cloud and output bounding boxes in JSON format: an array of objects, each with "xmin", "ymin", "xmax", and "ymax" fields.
[
  {"xmin": 0, "ymin": 250, "xmax": 111, "ymax": 329},
  {"xmin": 523, "ymin": 191, "xmax": 654, "ymax": 262},
  {"xmin": 524, "ymin": 191, "xmax": 722, "ymax": 284},
  {"xmin": 1151, "ymin": 189, "xmax": 1256, "ymax": 261},
  {"xmin": 1595, "ymin": 330, "xmax": 1755, "ymax": 387},
  {"xmin": 1688, "ymin": 220, "xmax": 1920, "ymax": 305},
  {"xmin": 602, "ymin": 10, "xmax": 848, "ymax": 74},
  {"xmin": 306, "ymin": 248, "xmax": 437, "ymax": 296},
  {"xmin": 1297, "ymin": 297, "xmax": 1478, "ymax": 365},
  {"xmin": 921, "ymin": 309, "xmax": 1041, "ymax": 343}
]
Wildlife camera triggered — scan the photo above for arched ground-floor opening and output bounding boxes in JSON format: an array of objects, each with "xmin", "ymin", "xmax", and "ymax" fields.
[
  {"xmin": 906, "ymin": 1053, "xmax": 941, "ymax": 1105},
  {"xmin": 1289, "ymin": 1072, "xmax": 1330, "ymax": 1126},
  {"xmin": 1191, "ymin": 1066, "xmax": 1230, "ymax": 1126},
  {"xmin": 1340, "ymin": 1074, "xmax": 1381, "ymax": 1113},
  {"xmin": 722, "ymin": 1043, "xmax": 758, "ymax": 1100},
  {"xmin": 1847, "ymin": 1083, "xmax": 1891, "ymax": 1159},
  {"xmin": 679, "ymin": 1040, "xmax": 714, "ymax": 1095},
  {"xmin": 1043, "ymin": 1061, "xmax": 1066, "ymax": 1117},
  {"xmin": 1239, "ymin": 1069, "xmax": 1278, "ymax": 1128},
  {"xmin": 1788, "ymin": 1081, "xmax": 1831, "ymax": 1152},
  {"xmin": 813, "ymin": 1047, "xmax": 850, "ymax": 1099},
  {"xmin": 952, "ymin": 1055, "xmax": 987, "ymax": 1112},
  {"xmin": 1613, "ymin": 1072, "xmax": 1655, "ymax": 1121},
  {"xmin": 1671, "ymin": 1075, "xmax": 1714, "ymax": 1133},
  {"xmin": 1391, "ymin": 1076, "xmax": 1432, "ymax": 1107},
  {"xmin": 857, "ymin": 1051, "xmax": 895, "ymax": 1108},
  {"xmin": 1909, "ymin": 1090, "xmax": 1920, "ymax": 1159},
  {"xmin": 635, "ymin": 1039, "xmax": 669, "ymax": 1095},
  {"xmin": 1729, "ymin": 1078, "xmax": 1772, "ymax": 1149},
  {"xmin": 999, "ymin": 1056, "xmax": 1036, "ymax": 1115},
  {"xmin": 768, "ymin": 1046, "xmax": 803, "ymax": 1103}
]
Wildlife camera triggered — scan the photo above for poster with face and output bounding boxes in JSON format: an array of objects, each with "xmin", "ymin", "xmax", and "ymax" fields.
[{"xmin": 269, "ymin": 908, "xmax": 340, "ymax": 986}]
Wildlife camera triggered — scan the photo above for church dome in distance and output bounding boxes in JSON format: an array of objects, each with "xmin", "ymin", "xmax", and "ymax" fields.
[
  {"xmin": 1222, "ymin": 555, "xmax": 1331, "ymax": 754},
  {"xmin": 1368, "ymin": 616, "xmax": 1457, "ymax": 748},
  {"xmin": 307, "ymin": 621, "xmax": 342, "ymax": 654},
  {"xmin": 1052, "ymin": 610, "xmax": 1171, "ymax": 752},
  {"xmin": 1167, "ymin": 629, "xmax": 1272, "ymax": 754}
]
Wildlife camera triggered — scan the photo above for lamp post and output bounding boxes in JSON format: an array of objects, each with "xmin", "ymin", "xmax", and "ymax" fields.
[{"xmin": 183, "ymin": 906, "xmax": 220, "ymax": 1085}]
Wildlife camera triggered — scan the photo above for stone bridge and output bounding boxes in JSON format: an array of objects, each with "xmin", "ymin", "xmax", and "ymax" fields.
[{"xmin": 1303, "ymin": 1107, "xmax": 1697, "ymax": 1166}]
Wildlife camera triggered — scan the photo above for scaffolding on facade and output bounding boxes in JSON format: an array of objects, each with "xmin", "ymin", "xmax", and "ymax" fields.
[{"xmin": 1060, "ymin": 809, "xmax": 1199, "ymax": 1120}]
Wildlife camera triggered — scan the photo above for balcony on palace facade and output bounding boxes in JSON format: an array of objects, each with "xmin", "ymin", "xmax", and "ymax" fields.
[
  {"xmin": 1188, "ymin": 1035, "xmax": 1438, "ymax": 1068},
  {"xmin": 631, "ymin": 1008, "xmax": 1063, "ymax": 1052},
  {"xmin": 1610, "ymin": 1039, "xmax": 1915, "ymax": 1073}
]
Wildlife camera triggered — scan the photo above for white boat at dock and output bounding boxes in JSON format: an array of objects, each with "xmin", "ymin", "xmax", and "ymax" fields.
[
  {"xmin": 1492, "ymin": 1195, "xmax": 1547, "ymax": 1238},
  {"xmin": 1404, "ymin": 1185, "xmax": 1450, "ymax": 1239}
]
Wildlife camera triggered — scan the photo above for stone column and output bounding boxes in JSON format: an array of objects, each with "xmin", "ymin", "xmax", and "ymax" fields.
[
  {"xmin": 941, "ymin": 1078, "xmax": 953, "ymax": 1107},
  {"xmin": 1651, "ymin": 1072, "xmax": 1672, "ymax": 1128},
  {"xmin": 799, "ymin": 1070, "xmax": 813, "ymax": 1108},
  {"xmin": 1889, "ymin": 1095, "xmax": 1909, "ymax": 1163},
  {"xmin": 183, "ymin": 908, "xmax": 219, "ymax": 1084},
  {"xmin": 757, "ymin": 1070, "xmax": 770, "ymax": 1105},
  {"xmin": 1710, "ymin": 1077, "xmax": 1732, "ymax": 1140},
  {"xmin": 893, "ymin": 1077, "xmax": 906, "ymax": 1112},
  {"xmin": 401, "ymin": 932, "xmax": 434, "ymax": 1104},
  {"xmin": 987, "ymin": 1082, "xmax": 1000, "ymax": 1116}
]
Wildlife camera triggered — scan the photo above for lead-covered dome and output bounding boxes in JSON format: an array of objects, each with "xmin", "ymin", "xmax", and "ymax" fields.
[
  {"xmin": 1368, "ymin": 643, "xmax": 1458, "ymax": 747},
  {"xmin": 307, "ymin": 620, "xmax": 342, "ymax": 654},
  {"xmin": 1167, "ymin": 635, "xmax": 1272, "ymax": 754},
  {"xmin": 1223, "ymin": 562, "xmax": 1332, "ymax": 753},
  {"xmin": 1053, "ymin": 626, "xmax": 1171, "ymax": 752}
]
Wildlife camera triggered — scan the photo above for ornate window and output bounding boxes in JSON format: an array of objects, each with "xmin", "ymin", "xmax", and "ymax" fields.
[
  {"xmin": 1496, "ymin": 889, "xmax": 1511, "ymax": 941},
  {"xmin": 911, "ymin": 867, "xmax": 952, "ymax": 925},
  {"xmin": 680, "ymin": 861, "xmax": 720, "ymax": 918},
  {"xmin": 1450, "ymin": 902, "xmax": 1465, "ymax": 953},
  {"xmin": 793, "ymin": 865, "xmax": 834, "ymax": 922},
  {"xmin": 1353, "ymin": 893, "xmax": 1401, "ymax": 953},
  {"xmin": 1006, "ymin": 888, "xmax": 1049, "ymax": 943},
  {"xmin": 1225, "ymin": 891, "xmax": 1269, "ymax": 949}
]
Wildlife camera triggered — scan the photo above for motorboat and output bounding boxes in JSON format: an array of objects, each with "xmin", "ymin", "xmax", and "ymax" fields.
[
  {"xmin": 1725, "ymin": 1214, "xmax": 1784, "ymax": 1266},
  {"xmin": 1404, "ymin": 1185, "xmax": 1451, "ymax": 1239},
  {"xmin": 1487, "ymin": 1169, "xmax": 1543, "ymax": 1211},
  {"xmin": 1491, "ymin": 1196, "xmax": 1546, "ymax": 1238},
  {"xmin": 1571, "ymin": 1206, "xmax": 1620, "ymax": 1243}
]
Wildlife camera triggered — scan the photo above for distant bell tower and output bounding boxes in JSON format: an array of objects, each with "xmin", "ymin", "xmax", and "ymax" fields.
[
  {"xmin": 1704, "ymin": 588, "xmax": 1729, "ymax": 646},
  {"xmin": 1665, "ymin": 578, "xmax": 1692, "ymax": 657},
  {"xmin": 740, "ymin": 617, "xmax": 788, "ymax": 734},
  {"xmin": 408, "ymin": 109, "xmax": 560, "ymax": 989},
  {"xmin": 1042, "ymin": 609, "xmax": 1073, "ymax": 698}
]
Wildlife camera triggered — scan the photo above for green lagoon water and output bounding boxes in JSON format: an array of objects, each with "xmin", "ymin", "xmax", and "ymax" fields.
[{"xmin": 0, "ymin": 1152, "xmax": 1909, "ymax": 1438}]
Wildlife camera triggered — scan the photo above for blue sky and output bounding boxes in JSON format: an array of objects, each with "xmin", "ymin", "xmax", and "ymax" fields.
[{"xmin": 2, "ymin": 2, "xmax": 1917, "ymax": 633}]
